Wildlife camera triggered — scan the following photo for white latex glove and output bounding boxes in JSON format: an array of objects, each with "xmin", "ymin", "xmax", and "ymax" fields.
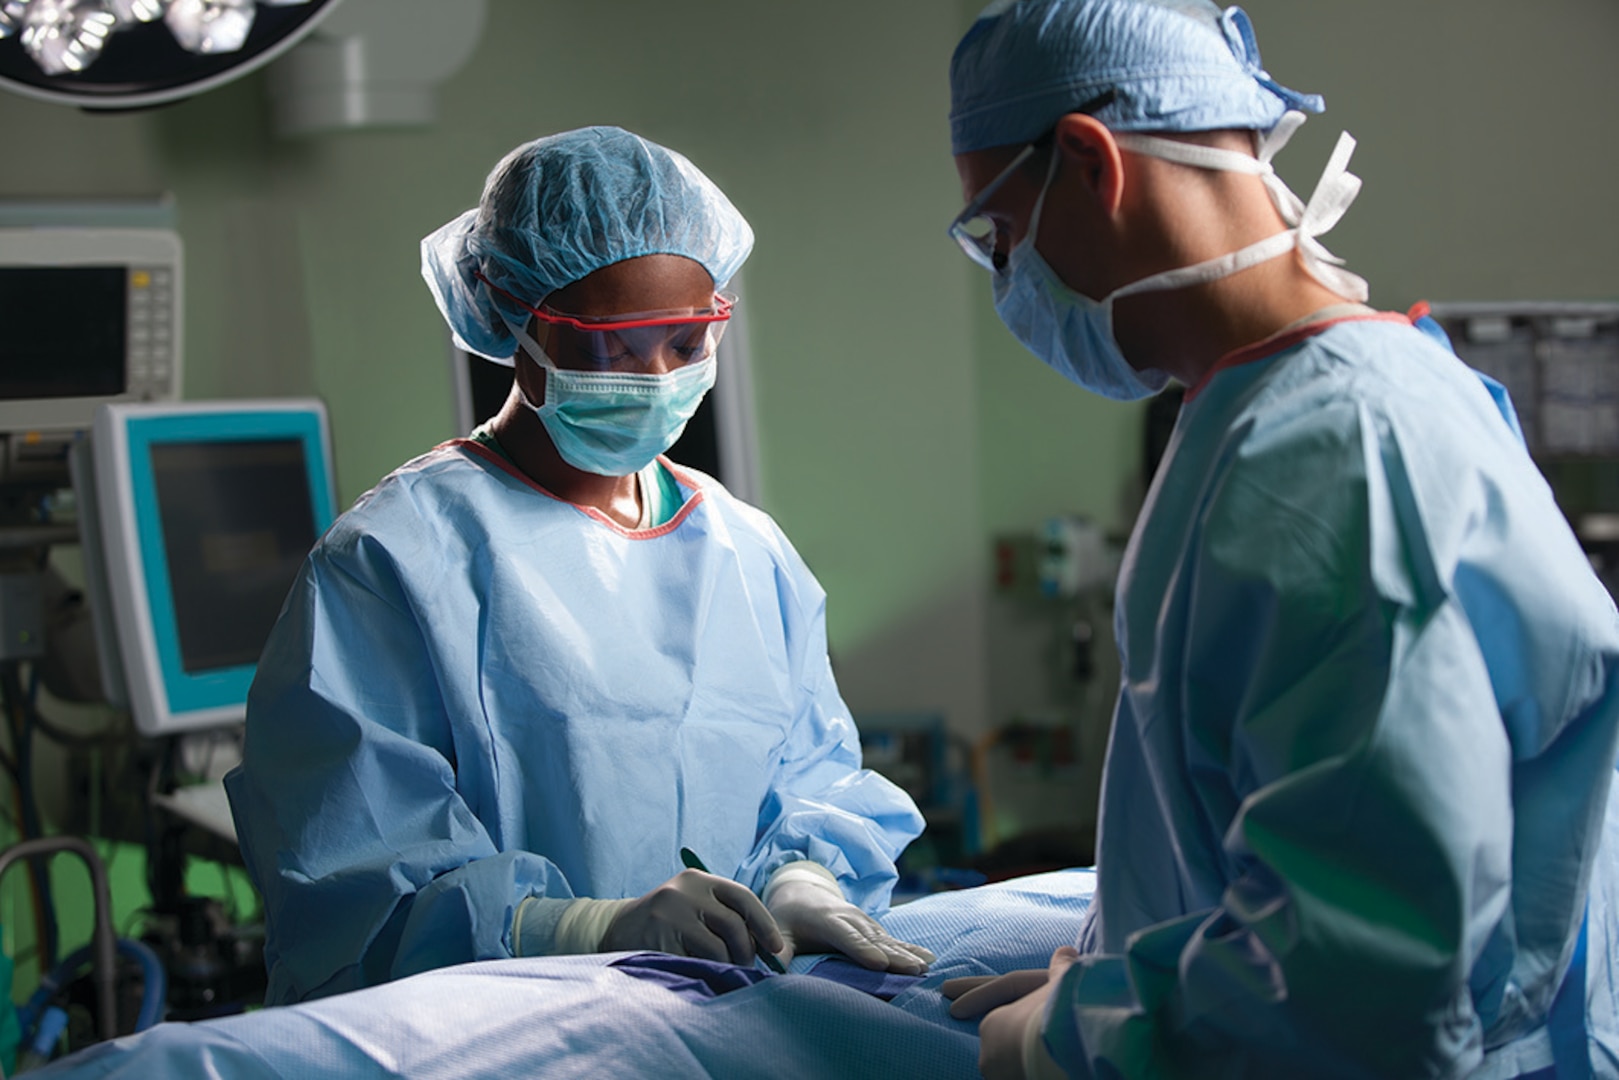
[
  {"xmin": 598, "ymin": 868, "xmax": 785, "ymax": 966},
  {"xmin": 763, "ymin": 862, "xmax": 936, "ymax": 974}
]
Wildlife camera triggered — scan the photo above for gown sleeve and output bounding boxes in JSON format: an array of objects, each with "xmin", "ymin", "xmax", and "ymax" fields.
[
  {"xmin": 1043, "ymin": 399, "xmax": 1619, "ymax": 1077},
  {"xmin": 733, "ymin": 537, "xmax": 926, "ymax": 913},
  {"xmin": 224, "ymin": 535, "xmax": 578, "ymax": 1005}
]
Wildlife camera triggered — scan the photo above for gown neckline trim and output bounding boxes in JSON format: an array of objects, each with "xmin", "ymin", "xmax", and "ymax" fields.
[
  {"xmin": 445, "ymin": 438, "xmax": 708, "ymax": 539},
  {"xmin": 1187, "ymin": 310, "xmax": 1412, "ymax": 402}
]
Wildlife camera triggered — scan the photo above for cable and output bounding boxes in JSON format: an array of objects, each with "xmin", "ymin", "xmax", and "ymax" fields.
[
  {"xmin": 89, "ymin": 745, "xmax": 105, "ymax": 860},
  {"xmin": 2, "ymin": 665, "xmax": 58, "ymax": 969},
  {"xmin": 142, "ymin": 754, "xmax": 165, "ymax": 911},
  {"xmin": 17, "ymin": 689, "xmax": 59, "ymax": 969},
  {"xmin": 0, "ymin": 701, "xmax": 20, "ymax": 785},
  {"xmin": 0, "ymin": 742, "xmax": 19, "ymax": 789},
  {"xmin": 0, "ymin": 701, "xmax": 18, "ymax": 787},
  {"xmin": 121, "ymin": 936, "xmax": 167, "ymax": 1032},
  {"xmin": 17, "ymin": 936, "xmax": 168, "ymax": 1045},
  {"xmin": 142, "ymin": 746, "xmax": 190, "ymax": 917},
  {"xmin": 8, "ymin": 780, "xmax": 51, "ymax": 967},
  {"xmin": 21, "ymin": 661, "xmax": 125, "ymax": 749}
]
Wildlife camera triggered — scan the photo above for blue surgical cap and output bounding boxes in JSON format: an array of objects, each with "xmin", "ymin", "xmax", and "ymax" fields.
[
  {"xmin": 421, "ymin": 126, "xmax": 755, "ymax": 363},
  {"xmin": 949, "ymin": 0, "xmax": 1325, "ymax": 154}
]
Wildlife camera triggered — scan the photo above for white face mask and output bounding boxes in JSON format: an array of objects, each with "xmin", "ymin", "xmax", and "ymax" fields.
[{"xmin": 991, "ymin": 111, "xmax": 1368, "ymax": 401}]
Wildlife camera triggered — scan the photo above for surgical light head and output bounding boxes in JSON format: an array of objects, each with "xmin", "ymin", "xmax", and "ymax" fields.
[
  {"xmin": 421, "ymin": 126, "xmax": 755, "ymax": 365},
  {"xmin": 948, "ymin": 0, "xmax": 1325, "ymax": 155}
]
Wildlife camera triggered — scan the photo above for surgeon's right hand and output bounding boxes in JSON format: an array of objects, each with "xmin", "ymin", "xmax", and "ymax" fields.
[{"xmin": 601, "ymin": 868, "xmax": 785, "ymax": 966}]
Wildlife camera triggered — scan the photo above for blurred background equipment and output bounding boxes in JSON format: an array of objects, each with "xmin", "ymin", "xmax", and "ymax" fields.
[
  {"xmin": 857, "ymin": 711, "xmax": 984, "ymax": 900},
  {"xmin": 0, "ymin": 202, "xmax": 183, "ymax": 493},
  {"xmin": 1427, "ymin": 301, "xmax": 1619, "ymax": 600},
  {"xmin": 977, "ymin": 511, "xmax": 1123, "ymax": 880},
  {"xmin": 0, "ymin": 199, "xmax": 337, "ymax": 1066}
]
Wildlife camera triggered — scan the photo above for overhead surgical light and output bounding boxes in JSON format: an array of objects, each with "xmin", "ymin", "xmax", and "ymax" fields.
[
  {"xmin": 0, "ymin": 0, "xmax": 340, "ymax": 109},
  {"xmin": 105, "ymin": 0, "xmax": 164, "ymax": 29},
  {"xmin": 164, "ymin": 0, "xmax": 258, "ymax": 56},
  {"xmin": 17, "ymin": 1, "xmax": 118, "ymax": 76}
]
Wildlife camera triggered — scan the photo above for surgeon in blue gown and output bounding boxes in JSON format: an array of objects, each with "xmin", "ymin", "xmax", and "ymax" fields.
[
  {"xmin": 225, "ymin": 127, "xmax": 933, "ymax": 1006},
  {"xmin": 938, "ymin": 3, "xmax": 1619, "ymax": 1078}
]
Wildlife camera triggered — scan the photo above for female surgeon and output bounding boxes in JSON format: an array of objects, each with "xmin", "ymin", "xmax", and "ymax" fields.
[{"xmin": 224, "ymin": 126, "xmax": 933, "ymax": 1005}]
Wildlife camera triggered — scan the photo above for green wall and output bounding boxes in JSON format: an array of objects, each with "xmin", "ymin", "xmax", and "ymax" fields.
[{"xmin": 1240, "ymin": 0, "xmax": 1619, "ymax": 306}]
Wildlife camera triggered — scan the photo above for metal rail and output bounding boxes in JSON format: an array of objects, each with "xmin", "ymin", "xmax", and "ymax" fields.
[{"xmin": 0, "ymin": 836, "xmax": 117, "ymax": 1043}]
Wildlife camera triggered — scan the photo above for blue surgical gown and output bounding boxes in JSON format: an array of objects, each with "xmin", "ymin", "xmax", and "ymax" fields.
[
  {"xmin": 224, "ymin": 442, "xmax": 923, "ymax": 1005},
  {"xmin": 1046, "ymin": 314, "xmax": 1619, "ymax": 1077}
]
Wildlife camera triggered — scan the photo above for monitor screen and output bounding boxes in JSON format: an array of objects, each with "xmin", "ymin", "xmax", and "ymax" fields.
[
  {"xmin": 0, "ymin": 265, "xmax": 127, "ymax": 400},
  {"xmin": 0, "ymin": 226, "xmax": 182, "ymax": 435},
  {"xmin": 150, "ymin": 438, "xmax": 317, "ymax": 673},
  {"xmin": 84, "ymin": 400, "xmax": 336, "ymax": 736}
]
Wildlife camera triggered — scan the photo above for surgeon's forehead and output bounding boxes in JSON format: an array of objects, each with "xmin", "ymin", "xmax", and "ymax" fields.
[{"xmin": 543, "ymin": 254, "xmax": 715, "ymax": 317}]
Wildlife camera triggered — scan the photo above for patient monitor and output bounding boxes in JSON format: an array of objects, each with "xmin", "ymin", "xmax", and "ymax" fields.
[
  {"xmin": 0, "ymin": 219, "xmax": 183, "ymax": 491},
  {"xmin": 74, "ymin": 399, "xmax": 337, "ymax": 740}
]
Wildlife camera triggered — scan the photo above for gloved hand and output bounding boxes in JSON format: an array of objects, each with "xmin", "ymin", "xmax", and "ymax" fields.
[
  {"xmin": 599, "ymin": 868, "xmax": 785, "ymax": 966},
  {"xmin": 942, "ymin": 948, "xmax": 1078, "ymax": 1080},
  {"xmin": 941, "ymin": 967, "xmax": 1051, "ymax": 1019},
  {"xmin": 764, "ymin": 862, "xmax": 935, "ymax": 974}
]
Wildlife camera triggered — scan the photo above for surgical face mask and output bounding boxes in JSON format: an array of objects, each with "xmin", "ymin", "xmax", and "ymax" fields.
[
  {"xmin": 990, "ymin": 111, "xmax": 1367, "ymax": 401},
  {"xmin": 512, "ymin": 326, "xmax": 716, "ymax": 476},
  {"xmin": 992, "ymin": 156, "xmax": 1171, "ymax": 402}
]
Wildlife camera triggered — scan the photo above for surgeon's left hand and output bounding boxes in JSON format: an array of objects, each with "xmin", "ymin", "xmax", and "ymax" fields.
[
  {"xmin": 942, "ymin": 946, "xmax": 1078, "ymax": 1080},
  {"xmin": 764, "ymin": 864, "xmax": 935, "ymax": 974}
]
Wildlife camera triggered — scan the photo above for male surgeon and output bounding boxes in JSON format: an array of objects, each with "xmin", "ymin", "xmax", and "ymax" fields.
[{"xmin": 939, "ymin": 2, "xmax": 1619, "ymax": 1077}]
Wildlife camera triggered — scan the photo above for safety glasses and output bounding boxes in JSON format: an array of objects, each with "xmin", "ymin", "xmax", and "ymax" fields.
[
  {"xmin": 479, "ymin": 272, "xmax": 734, "ymax": 371},
  {"xmin": 947, "ymin": 143, "xmax": 1039, "ymax": 273},
  {"xmin": 947, "ymin": 90, "xmax": 1117, "ymax": 272}
]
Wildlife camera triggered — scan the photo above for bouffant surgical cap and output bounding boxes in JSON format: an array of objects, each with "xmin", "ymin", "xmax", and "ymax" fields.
[
  {"xmin": 421, "ymin": 126, "xmax": 754, "ymax": 363},
  {"xmin": 949, "ymin": 0, "xmax": 1324, "ymax": 154}
]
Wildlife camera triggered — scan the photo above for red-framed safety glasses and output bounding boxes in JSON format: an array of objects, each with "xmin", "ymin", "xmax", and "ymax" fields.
[{"xmin": 477, "ymin": 271, "xmax": 734, "ymax": 370}]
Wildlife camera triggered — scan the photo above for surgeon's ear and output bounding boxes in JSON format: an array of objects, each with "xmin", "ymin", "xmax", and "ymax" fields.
[{"xmin": 1052, "ymin": 113, "xmax": 1126, "ymax": 216}]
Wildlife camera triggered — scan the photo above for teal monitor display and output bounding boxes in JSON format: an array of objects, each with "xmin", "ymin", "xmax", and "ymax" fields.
[{"xmin": 88, "ymin": 400, "xmax": 336, "ymax": 736}]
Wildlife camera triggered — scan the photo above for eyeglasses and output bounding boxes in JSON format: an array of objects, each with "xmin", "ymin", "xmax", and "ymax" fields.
[
  {"xmin": 947, "ymin": 143, "xmax": 1040, "ymax": 273},
  {"xmin": 947, "ymin": 90, "xmax": 1118, "ymax": 272},
  {"xmin": 477, "ymin": 272, "xmax": 735, "ymax": 371}
]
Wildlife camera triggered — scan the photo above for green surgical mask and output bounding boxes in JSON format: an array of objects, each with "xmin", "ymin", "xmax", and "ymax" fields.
[{"xmin": 514, "ymin": 329, "xmax": 715, "ymax": 477}]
